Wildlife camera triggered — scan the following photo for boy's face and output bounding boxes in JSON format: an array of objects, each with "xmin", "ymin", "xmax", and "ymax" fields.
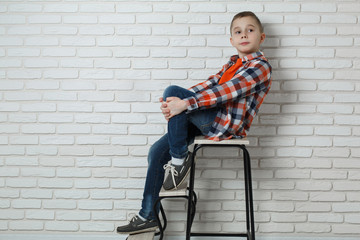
[{"xmin": 230, "ymin": 16, "xmax": 265, "ymax": 58}]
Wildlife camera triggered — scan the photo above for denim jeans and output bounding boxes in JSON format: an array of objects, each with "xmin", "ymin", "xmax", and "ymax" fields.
[{"xmin": 139, "ymin": 85, "xmax": 218, "ymax": 220}]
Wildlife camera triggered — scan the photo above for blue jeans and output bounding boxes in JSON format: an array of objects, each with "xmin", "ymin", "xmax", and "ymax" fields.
[{"xmin": 139, "ymin": 85, "xmax": 218, "ymax": 220}]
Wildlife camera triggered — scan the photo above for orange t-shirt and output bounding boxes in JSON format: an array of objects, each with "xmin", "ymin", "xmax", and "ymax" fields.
[{"xmin": 218, "ymin": 58, "xmax": 243, "ymax": 85}]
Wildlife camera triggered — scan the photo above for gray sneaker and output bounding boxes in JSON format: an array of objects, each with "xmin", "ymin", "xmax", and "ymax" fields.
[
  {"xmin": 163, "ymin": 153, "xmax": 192, "ymax": 190},
  {"xmin": 116, "ymin": 215, "xmax": 158, "ymax": 235}
]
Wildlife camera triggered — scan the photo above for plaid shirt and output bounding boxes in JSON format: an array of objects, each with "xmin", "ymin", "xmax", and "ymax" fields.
[{"xmin": 183, "ymin": 51, "xmax": 272, "ymax": 141}]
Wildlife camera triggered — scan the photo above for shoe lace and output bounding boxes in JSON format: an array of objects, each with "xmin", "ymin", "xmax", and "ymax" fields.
[
  {"xmin": 163, "ymin": 164, "xmax": 178, "ymax": 190},
  {"xmin": 131, "ymin": 216, "xmax": 138, "ymax": 223}
]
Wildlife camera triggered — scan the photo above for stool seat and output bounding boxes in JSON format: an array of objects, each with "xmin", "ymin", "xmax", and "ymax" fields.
[{"xmin": 194, "ymin": 136, "xmax": 249, "ymax": 145}]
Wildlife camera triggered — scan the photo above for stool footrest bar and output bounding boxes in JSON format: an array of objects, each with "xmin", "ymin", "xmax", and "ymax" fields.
[{"xmin": 190, "ymin": 232, "xmax": 249, "ymax": 237}]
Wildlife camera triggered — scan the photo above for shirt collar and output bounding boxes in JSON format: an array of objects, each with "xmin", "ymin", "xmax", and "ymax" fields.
[{"xmin": 230, "ymin": 51, "xmax": 264, "ymax": 63}]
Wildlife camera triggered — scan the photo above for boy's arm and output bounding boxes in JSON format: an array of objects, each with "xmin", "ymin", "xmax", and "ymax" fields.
[{"xmin": 184, "ymin": 59, "xmax": 272, "ymax": 112}]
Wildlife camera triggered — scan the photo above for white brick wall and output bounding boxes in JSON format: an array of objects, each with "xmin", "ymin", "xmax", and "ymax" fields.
[{"xmin": 0, "ymin": 0, "xmax": 359, "ymax": 239}]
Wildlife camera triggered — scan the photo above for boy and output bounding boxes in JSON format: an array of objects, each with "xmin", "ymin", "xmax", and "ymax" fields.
[{"xmin": 117, "ymin": 11, "xmax": 272, "ymax": 235}]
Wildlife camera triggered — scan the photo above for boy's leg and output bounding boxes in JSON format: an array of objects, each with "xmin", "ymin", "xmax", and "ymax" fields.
[
  {"xmin": 117, "ymin": 85, "xmax": 218, "ymax": 233},
  {"xmin": 117, "ymin": 134, "xmax": 170, "ymax": 234},
  {"xmin": 139, "ymin": 134, "xmax": 171, "ymax": 220},
  {"xmin": 163, "ymin": 85, "xmax": 198, "ymax": 159},
  {"xmin": 162, "ymin": 85, "xmax": 218, "ymax": 190}
]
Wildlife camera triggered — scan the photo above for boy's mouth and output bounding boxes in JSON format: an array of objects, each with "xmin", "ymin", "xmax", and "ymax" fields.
[{"xmin": 240, "ymin": 42, "xmax": 250, "ymax": 46}]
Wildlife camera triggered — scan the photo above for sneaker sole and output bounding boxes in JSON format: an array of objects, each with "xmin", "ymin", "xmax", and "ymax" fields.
[{"xmin": 117, "ymin": 226, "xmax": 158, "ymax": 235}]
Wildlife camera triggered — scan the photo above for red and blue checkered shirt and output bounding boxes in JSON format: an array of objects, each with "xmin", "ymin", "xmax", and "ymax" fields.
[{"xmin": 183, "ymin": 51, "xmax": 272, "ymax": 141}]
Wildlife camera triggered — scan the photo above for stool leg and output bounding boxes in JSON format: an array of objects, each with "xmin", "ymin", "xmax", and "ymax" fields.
[
  {"xmin": 241, "ymin": 146, "xmax": 255, "ymax": 240},
  {"xmin": 154, "ymin": 198, "xmax": 167, "ymax": 240},
  {"xmin": 186, "ymin": 145, "xmax": 200, "ymax": 240}
]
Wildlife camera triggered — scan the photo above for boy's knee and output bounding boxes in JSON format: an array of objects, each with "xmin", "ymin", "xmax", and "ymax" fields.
[{"xmin": 163, "ymin": 85, "xmax": 182, "ymax": 99}]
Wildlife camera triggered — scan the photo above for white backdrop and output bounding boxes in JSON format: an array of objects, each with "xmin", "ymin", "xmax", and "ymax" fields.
[{"xmin": 0, "ymin": 0, "xmax": 359, "ymax": 238}]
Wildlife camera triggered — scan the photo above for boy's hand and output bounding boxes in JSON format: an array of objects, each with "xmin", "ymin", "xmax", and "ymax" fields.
[
  {"xmin": 159, "ymin": 97, "xmax": 187, "ymax": 120},
  {"xmin": 164, "ymin": 97, "xmax": 187, "ymax": 119},
  {"xmin": 159, "ymin": 97, "xmax": 171, "ymax": 121}
]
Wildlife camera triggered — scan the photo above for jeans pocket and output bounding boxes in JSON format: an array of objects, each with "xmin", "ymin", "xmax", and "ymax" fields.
[{"xmin": 199, "ymin": 121, "xmax": 213, "ymax": 135}]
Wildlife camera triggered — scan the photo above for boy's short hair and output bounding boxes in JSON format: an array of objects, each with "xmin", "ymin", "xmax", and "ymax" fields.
[{"xmin": 230, "ymin": 11, "xmax": 264, "ymax": 34}]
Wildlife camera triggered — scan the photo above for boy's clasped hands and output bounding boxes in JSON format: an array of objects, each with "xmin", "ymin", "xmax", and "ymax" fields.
[{"xmin": 159, "ymin": 97, "xmax": 188, "ymax": 121}]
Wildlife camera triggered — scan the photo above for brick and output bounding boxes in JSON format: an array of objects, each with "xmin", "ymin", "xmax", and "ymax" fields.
[
  {"xmin": 8, "ymin": 48, "xmax": 40, "ymax": 57},
  {"xmin": 76, "ymin": 157, "xmax": 111, "ymax": 167},
  {"xmin": 0, "ymin": 210, "xmax": 24, "ymax": 219},
  {"xmin": 301, "ymin": 26, "xmax": 336, "ymax": 35},
  {"xmin": 58, "ymin": 103, "xmax": 93, "ymax": 113},
  {"xmin": 313, "ymin": 148, "xmax": 350, "ymax": 158},
  {"xmin": 296, "ymin": 136, "xmax": 333, "ymax": 147},
  {"xmin": 296, "ymin": 223, "xmax": 331, "ymax": 233},
  {"xmin": 258, "ymin": 223, "xmax": 294, "ymax": 233},
  {"xmin": 333, "ymin": 224, "xmax": 360, "ymax": 234},
  {"xmin": 333, "ymin": 203, "xmax": 360, "ymax": 212},
  {"xmin": 12, "ymin": 199, "xmax": 41, "ymax": 209},
  {"xmin": 265, "ymin": 3, "xmax": 300, "ymax": 12},
  {"xmin": 296, "ymin": 181, "xmax": 332, "ymax": 191},
  {"xmin": 54, "ymin": 190, "xmax": 89, "ymax": 199},
  {"xmin": 266, "ymin": 26, "xmax": 299, "ymax": 36},
  {"xmin": 57, "ymin": 168, "xmax": 91, "ymax": 178},
  {"xmin": 9, "ymin": 221, "xmax": 43, "ymax": 231},
  {"xmin": 317, "ymin": 37, "xmax": 353, "ymax": 47},
  {"xmin": 259, "ymin": 181, "xmax": 295, "ymax": 190},
  {"xmin": 0, "ymin": 146, "xmax": 25, "ymax": 156},
  {"xmin": 308, "ymin": 213, "xmax": 343, "ymax": 223},
  {"xmin": 334, "ymin": 137, "xmax": 360, "ymax": 147},
  {"xmin": 43, "ymin": 200, "xmax": 76, "ymax": 209},
  {"xmin": 45, "ymin": 222, "xmax": 79, "ymax": 231},
  {"xmin": 99, "ymin": 15, "xmax": 135, "ymax": 24},
  {"xmin": 322, "ymin": 14, "xmax": 357, "ymax": 24},
  {"xmin": 337, "ymin": 70, "xmax": 360, "ymax": 80},
  {"xmin": 63, "ymin": 16, "xmax": 97, "ymax": 24},
  {"xmin": 39, "ymin": 157, "xmax": 74, "ymax": 167},
  {"xmin": 190, "ymin": 3, "xmax": 226, "ymax": 13},
  {"xmin": 273, "ymin": 192, "xmax": 308, "ymax": 201},
  {"xmin": 285, "ymin": 15, "xmax": 320, "ymax": 23},
  {"xmin": 310, "ymin": 192, "xmax": 345, "ymax": 202},
  {"xmin": 92, "ymin": 211, "xmax": 126, "ymax": 221},
  {"xmin": 275, "ymin": 170, "xmax": 310, "ymax": 179},
  {"xmin": 0, "ymin": 15, "xmax": 26, "ymax": 24},
  {"xmin": 137, "ymin": 14, "xmax": 172, "ymax": 24},
  {"xmin": 174, "ymin": 15, "xmax": 209, "ymax": 24},
  {"xmin": 61, "ymin": 37, "xmax": 95, "ymax": 46},
  {"xmin": 56, "ymin": 211, "xmax": 90, "ymax": 221},
  {"xmin": 116, "ymin": 3, "xmax": 152, "ymax": 13},
  {"xmin": 43, "ymin": 48, "xmax": 76, "ymax": 57},
  {"xmin": 38, "ymin": 179, "xmax": 73, "ymax": 189},
  {"xmin": 79, "ymin": 26, "xmax": 114, "ymax": 36},
  {"xmin": 0, "ymin": 189, "xmax": 19, "ymax": 198},
  {"xmin": 44, "ymin": 4, "xmax": 78, "ymax": 13},
  {"xmin": 271, "ymin": 213, "xmax": 307, "ymax": 223},
  {"xmin": 80, "ymin": 222, "xmax": 114, "ymax": 232},
  {"xmin": 170, "ymin": 37, "xmax": 206, "ymax": 47},
  {"xmin": 302, "ymin": 3, "xmax": 336, "ymax": 12},
  {"xmin": 8, "ymin": 70, "xmax": 41, "ymax": 79},
  {"xmin": 296, "ymin": 159, "xmax": 332, "ymax": 169},
  {"xmin": 79, "ymin": 4, "xmax": 114, "ymax": 13}
]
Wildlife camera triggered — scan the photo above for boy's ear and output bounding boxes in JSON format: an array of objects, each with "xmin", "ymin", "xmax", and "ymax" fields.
[
  {"xmin": 230, "ymin": 37, "xmax": 234, "ymax": 47},
  {"xmin": 260, "ymin": 33, "xmax": 266, "ymax": 44}
]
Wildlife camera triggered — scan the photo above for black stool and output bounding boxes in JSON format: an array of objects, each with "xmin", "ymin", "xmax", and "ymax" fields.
[{"xmin": 154, "ymin": 136, "xmax": 255, "ymax": 240}]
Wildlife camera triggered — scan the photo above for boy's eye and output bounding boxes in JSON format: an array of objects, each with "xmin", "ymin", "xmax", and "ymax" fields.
[
  {"xmin": 248, "ymin": 29, "xmax": 254, "ymax": 32},
  {"xmin": 235, "ymin": 31, "xmax": 241, "ymax": 34}
]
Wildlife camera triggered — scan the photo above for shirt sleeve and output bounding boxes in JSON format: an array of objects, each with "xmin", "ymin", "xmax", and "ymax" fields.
[{"xmin": 184, "ymin": 59, "xmax": 272, "ymax": 112}]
